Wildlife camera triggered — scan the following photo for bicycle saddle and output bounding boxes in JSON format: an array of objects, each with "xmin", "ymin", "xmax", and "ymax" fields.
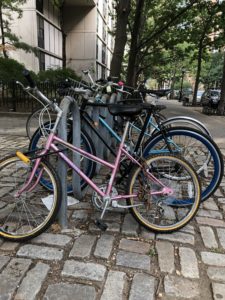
[{"xmin": 108, "ymin": 104, "xmax": 142, "ymax": 117}]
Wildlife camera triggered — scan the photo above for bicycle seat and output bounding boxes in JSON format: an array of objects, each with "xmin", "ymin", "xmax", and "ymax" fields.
[{"xmin": 108, "ymin": 104, "xmax": 142, "ymax": 117}]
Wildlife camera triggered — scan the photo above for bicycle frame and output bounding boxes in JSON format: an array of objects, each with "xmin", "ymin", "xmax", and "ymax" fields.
[
  {"xmin": 18, "ymin": 121, "xmax": 170, "ymax": 202},
  {"xmin": 83, "ymin": 108, "xmax": 182, "ymax": 157}
]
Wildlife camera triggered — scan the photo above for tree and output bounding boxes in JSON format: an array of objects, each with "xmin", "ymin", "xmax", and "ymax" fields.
[
  {"xmin": 110, "ymin": 0, "xmax": 131, "ymax": 79},
  {"xmin": 184, "ymin": 0, "xmax": 221, "ymax": 105},
  {"xmin": 125, "ymin": 0, "xmax": 199, "ymax": 86},
  {"xmin": 0, "ymin": 0, "xmax": 37, "ymax": 58},
  {"xmin": 217, "ymin": 51, "xmax": 225, "ymax": 115}
]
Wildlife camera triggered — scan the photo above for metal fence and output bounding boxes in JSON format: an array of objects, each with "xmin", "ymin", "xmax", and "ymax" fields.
[{"xmin": 0, "ymin": 81, "xmax": 60, "ymax": 112}]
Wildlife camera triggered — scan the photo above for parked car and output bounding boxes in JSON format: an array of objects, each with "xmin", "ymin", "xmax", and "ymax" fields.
[
  {"xmin": 201, "ymin": 89, "xmax": 221, "ymax": 109},
  {"xmin": 182, "ymin": 89, "xmax": 204, "ymax": 105},
  {"xmin": 196, "ymin": 90, "xmax": 204, "ymax": 103},
  {"xmin": 181, "ymin": 88, "xmax": 193, "ymax": 105}
]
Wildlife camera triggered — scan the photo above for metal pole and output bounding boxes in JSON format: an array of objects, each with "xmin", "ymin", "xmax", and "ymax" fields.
[{"xmin": 57, "ymin": 96, "xmax": 81, "ymax": 228}]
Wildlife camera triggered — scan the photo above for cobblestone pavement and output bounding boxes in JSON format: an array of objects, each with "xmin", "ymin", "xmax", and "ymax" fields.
[{"xmin": 0, "ymin": 114, "xmax": 225, "ymax": 299}]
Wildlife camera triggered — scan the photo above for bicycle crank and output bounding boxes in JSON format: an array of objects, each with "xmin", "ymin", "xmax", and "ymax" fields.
[{"xmin": 91, "ymin": 185, "xmax": 118, "ymax": 211}]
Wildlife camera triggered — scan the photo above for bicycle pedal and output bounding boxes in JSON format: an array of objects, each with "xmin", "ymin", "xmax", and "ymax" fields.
[{"xmin": 95, "ymin": 219, "xmax": 108, "ymax": 231}]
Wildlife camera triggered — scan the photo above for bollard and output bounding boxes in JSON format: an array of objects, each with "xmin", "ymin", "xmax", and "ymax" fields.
[{"xmin": 57, "ymin": 96, "xmax": 81, "ymax": 229}]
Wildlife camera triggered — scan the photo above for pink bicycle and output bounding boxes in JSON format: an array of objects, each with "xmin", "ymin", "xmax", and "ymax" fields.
[{"xmin": 0, "ymin": 74, "xmax": 201, "ymax": 241}]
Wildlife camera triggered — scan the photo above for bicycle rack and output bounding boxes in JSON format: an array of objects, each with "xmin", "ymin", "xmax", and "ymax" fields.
[
  {"xmin": 57, "ymin": 96, "xmax": 81, "ymax": 228},
  {"xmin": 57, "ymin": 93, "xmax": 117, "ymax": 228}
]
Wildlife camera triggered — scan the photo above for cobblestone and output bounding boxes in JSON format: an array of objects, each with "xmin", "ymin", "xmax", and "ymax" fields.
[
  {"xmin": 196, "ymin": 217, "xmax": 225, "ymax": 227},
  {"xmin": 202, "ymin": 199, "xmax": 219, "ymax": 210},
  {"xmin": 212, "ymin": 282, "xmax": 225, "ymax": 300},
  {"xmin": 94, "ymin": 234, "xmax": 114, "ymax": 259},
  {"xmin": 207, "ymin": 267, "xmax": 225, "ymax": 281},
  {"xmin": 217, "ymin": 228, "xmax": 225, "ymax": 249},
  {"xmin": 1, "ymin": 104, "xmax": 225, "ymax": 300},
  {"xmin": 156, "ymin": 241, "xmax": 174, "ymax": 273},
  {"xmin": 100, "ymin": 270, "xmax": 126, "ymax": 300},
  {"xmin": 62, "ymin": 260, "xmax": 106, "ymax": 281},
  {"xmin": 157, "ymin": 231, "xmax": 195, "ymax": 245},
  {"xmin": 69, "ymin": 234, "xmax": 96, "ymax": 258},
  {"xmin": 44, "ymin": 282, "xmax": 96, "ymax": 300},
  {"xmin": 15, "ymin": 262, "xmax": 50, "ymax": 300},
  {"xmin": 129, "ymin": 273, "xmax": 156, "ymax": 300},
  {"xmin": 164, "ymin": 275, "xmax": 200, "ymax": 298},
  {"xmin": 116, "ymin": 250, "xmax": 151, "ymax": 271},
  {"xmin": 119, "ymin": 238, "xmax": 150, "ymax": 254},
  {"xmin": 179, "ymin": 247, "xmax": 199, "ymax": 278},
  {"xmin": 0, "ymin": 256, "xmax": 10, "ymax": 271},
  {"xmin": 32, "ymin": 233, "xmax": 72, "ymax": 247},
  {"xmin": 0, "ymin": 258, "xmax": 32, "ymax": 299},
  {"xmin": 121, "ymin": 214, "xmax": 139, "ymax": 236},
  {"xmin": 201, "ymin": 252, "xmax": 225, "ymax": 267},
  {"xmin": 200, "ymin": 226, "xmax": 218, "ymax": 248},
  {"xmin": 17, "ymin": 245, "xmax": 64, "ymax": 260},
  {"xmin": 0, "ymin": 241, "xmax": 20, "ymax": 251},
  {"xmin": 197, "ymin": 209, "xmax": 223, "ymax": 219}
]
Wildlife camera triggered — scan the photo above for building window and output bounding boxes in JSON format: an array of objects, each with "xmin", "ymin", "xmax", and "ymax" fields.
[
  {"xmin": 103, "ymin": 26, "xmax": 106, "ymax": 41},
  {"xmin": 39, "ymin": 52, "xmax": 45, "ymax": 70},
  {"xmin": 103, "ymin": 0, "xmax": 107, "ymax": 19},
  {"xmin": 36, "ymin": 0, "xmax": 43, "ymax": 13},
  {"xmin": 102, "ymin": 45, "xmax": 106, "ymax": 65},
  {"xmin": 102, "ymin": 67, "xmax": 106, "ymax": 79},
  {"xmin": 96, "ymin": 41, "xmax": 99, "ymax": 60},
  {"xmin": 37, "ymin": 15, "xmax": 45, "ymax": 48}
]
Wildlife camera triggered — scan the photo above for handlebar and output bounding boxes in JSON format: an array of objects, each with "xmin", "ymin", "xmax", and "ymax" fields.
[{"xmin": 23, "ymin": 69, "xmax": 36, "ymax": 88}]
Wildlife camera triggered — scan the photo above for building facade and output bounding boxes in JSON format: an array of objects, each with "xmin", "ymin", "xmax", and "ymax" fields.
[{"xmin": 8, "ymin": 0, "xmax": 114, "ymax": 79}]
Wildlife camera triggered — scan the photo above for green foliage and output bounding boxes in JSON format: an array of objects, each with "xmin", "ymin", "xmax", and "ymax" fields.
[
  {"xmin": 0, "ymin": 56, "xmax": 27, "ymax": 82},
  {"xmin": 123, "ymin": 0, "xmax": 224, "ymax": 88},
  {"xmin": 37, "ymin": 67, "xmax": 81, "ymax": 82},
  {"xmin": 0, "ymin": 56, "xmax": 81, "ymax": 84},
  {"xmin": 174, "ymin": 80, "xmax": 192, "ymax": 90},
  {"xmin": 0, "ymin": 0, "xmax": 37, "ymax": 58},
  {"xmin": 201, "ymin": 52, "xmax": 224, "ymax": 87}
]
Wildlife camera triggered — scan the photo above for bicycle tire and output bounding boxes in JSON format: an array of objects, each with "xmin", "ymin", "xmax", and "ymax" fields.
[
  {"xmin": 127, "ymin": 154, "xmax": 201, "ymax": 233},
  {"xmin": 143, "ymin": 127, "xmax": 224, "ymax": 203},
  {"xmin": 0, "ymin": 155, "xmax": 61, "ymax": 241},
  {"xmin": 152, "ymin": 116, "xmax": 211, "ymax": 137},
  {"xmin": 26, "ymin": 108, "xmax": 56, "ymax": 140},
  {"xmin": 29, "ymin": 120, "xmax": 96, "ymax": 193}
]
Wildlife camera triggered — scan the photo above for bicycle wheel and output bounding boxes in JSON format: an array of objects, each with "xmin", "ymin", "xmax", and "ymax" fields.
[
  {"xmin": 29, "ymin": 120, "xmax": 96, "ymax": 193},
  {"xmin": 26, "ymin": 108, "xmax": 56, "ymax": 140},
  {"xmin": 127, "ymin": 154, "xmax": 201, "ymax": 233},
  {"xmin": 0, "ymin": 155, "xmax": 61, "ymax": 241},
  {"xmin": 152, "ymin": 116, "xmax": 211, "ymax": 137},
  {"xmin": 143, "ymin": 127, "xmax": 224, "ymax": 203}
]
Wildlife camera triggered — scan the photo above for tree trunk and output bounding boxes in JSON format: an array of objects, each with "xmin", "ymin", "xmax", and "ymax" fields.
[
  {"xmin": 192, "ymin": 38, "xmax": 204, "ymax": 105},
  {"xmin": 217, "ymin": 51, "xmax": 225, "ymax": 115},
  {"xmin": 126, "ymin": 0, "xmax": 145, "ymax": 87},
  {"xmin": 61, "ymin": 3, "xmax": 66, "ymax": 68},
  {"xmin": 110, "ymin": 0, "xmax": 131, "ymax": 79},
  {"xmin": 0, "ymin": 5, "xmax": 8, "ymax": 58}
]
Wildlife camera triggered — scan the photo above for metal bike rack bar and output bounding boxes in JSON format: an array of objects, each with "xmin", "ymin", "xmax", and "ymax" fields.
[{"xmin": 57, "ymin": 96, "xmax": 81, "ymax": 228}]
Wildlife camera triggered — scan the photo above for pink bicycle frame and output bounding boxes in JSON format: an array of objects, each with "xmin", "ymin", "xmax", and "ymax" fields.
[{"xmin": 17, "ymin": 122, "xmax": 172, "ymax": 200}]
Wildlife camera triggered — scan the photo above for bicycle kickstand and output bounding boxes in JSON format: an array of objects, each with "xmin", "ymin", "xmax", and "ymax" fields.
[{"xmin": 94, "ymin": 196, "xmax": 110, "ymax": 231}]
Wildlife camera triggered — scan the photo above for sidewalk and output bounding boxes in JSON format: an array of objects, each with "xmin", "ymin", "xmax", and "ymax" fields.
[{"xmin": 0, "ymin": 101, "xmax": 225, "ymax": 300}]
